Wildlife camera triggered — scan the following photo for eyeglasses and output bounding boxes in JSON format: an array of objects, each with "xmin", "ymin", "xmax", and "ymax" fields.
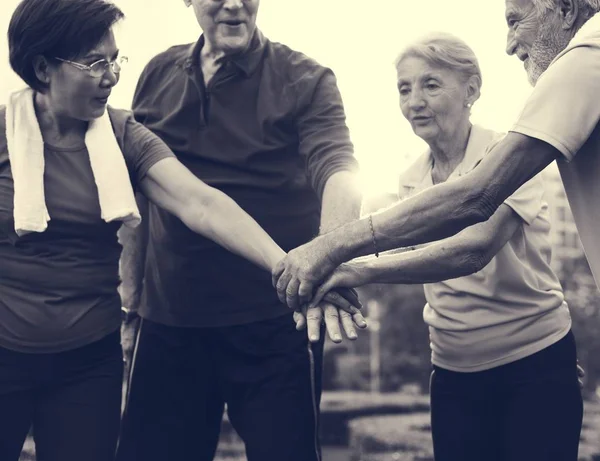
[{"xmin": 54, "ymin": 56, "xmax": 128, "ymax": 78}]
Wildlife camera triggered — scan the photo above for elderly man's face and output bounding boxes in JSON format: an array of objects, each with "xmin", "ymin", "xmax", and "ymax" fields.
[
  {"xmin": 187, "ymin": 0, "xmax": 259, "ymax": 55},
  {"xmin": 505, "ymin": 0, "xmax": 572, "ymax": 85}
]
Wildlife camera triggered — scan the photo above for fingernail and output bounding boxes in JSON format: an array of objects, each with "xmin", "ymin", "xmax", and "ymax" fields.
[
  {"xmin": 310, "ymin": 335, "xmax": 318, "ymax": 341},
  {"xmin": 334, "ymin": 335, "xmax": 341, "ymax": 341}
]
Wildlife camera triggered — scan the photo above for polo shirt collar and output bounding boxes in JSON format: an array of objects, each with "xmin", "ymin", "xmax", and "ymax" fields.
[
  {"xmin": 180, "ymin": 28, "xmax": 266, "ymax": 77},
  {"xmin": 398, "ymin": 124, "xmax": 501, "ymax": 191}
]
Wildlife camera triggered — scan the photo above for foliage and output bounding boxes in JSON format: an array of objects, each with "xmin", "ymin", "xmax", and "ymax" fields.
[
  {"xmin": 558, "ymin": 255, "xmax": 600, "ymax": 395},
  {"xmin": 320, "ymin": 391, "xmax": 429, "ymax": 446},
  {"xmin": 325, "ymin": 283, "xmax": 431, "ymax": 393},
  {"xmin": 348, "ymin": 413, "xmax": 434, "ymax": 461}
]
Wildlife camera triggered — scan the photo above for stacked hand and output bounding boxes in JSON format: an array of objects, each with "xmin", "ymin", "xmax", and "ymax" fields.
[
  {"xmin": 272, "ymin": 238, "xmax": 368, "ymax": 343},
  {"xmin": 292, "ymin": 288, "xmax": 367, "ymax": 343},
  {"xmin": 272, "ymin": 236, "xmax": 338, "ymax": 309}
]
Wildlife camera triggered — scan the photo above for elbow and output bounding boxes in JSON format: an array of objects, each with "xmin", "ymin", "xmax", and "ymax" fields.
[
  {"xmin": 458, "ymin": 180, "xmax": 499, "ymax": 226},
  {"xmin": 456, "ymin": 246, "xmax": 490, "ymax": 277},
  {"xmin": 179, "ymin": 189, "xmax": 217, "ymax": 232}
]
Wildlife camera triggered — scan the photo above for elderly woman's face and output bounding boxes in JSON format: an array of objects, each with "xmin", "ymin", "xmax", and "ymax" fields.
[
  {"xmin": 397, "ymin": 56, "xmax": 470, "ymax": 145},
  {"xmin": 45, "ymin": 29, "xmax": 119, "ymax": 121}
]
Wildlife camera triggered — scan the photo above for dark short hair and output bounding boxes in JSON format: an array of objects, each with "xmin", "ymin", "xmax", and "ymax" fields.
[{"xmin": 8, "ymin": 0, "xmax": 124, "ymax": 92}]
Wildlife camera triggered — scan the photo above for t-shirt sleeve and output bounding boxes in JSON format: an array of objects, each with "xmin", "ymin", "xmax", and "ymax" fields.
[
  {"xmin": 510, "ymin": 45, "xmax": 600, "ymax": 161},
  {"xmin": 296, "ymin": 68, "xmax": 359, "ymax": 199},
  {"xmin": 121, "ymin": 114, "xmax": 175, "ymax": 186},
  {"xmin": 502, "ymin": 174, "xmax": 545, "ymax": 225},
  {"xmin": 472, "ymin": 134, "xmax": 544, "ymax": 226}
]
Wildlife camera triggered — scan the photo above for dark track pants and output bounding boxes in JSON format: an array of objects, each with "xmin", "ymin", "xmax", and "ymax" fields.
[
  {"xmin": 0, "ymin": 331, "xmax": 123, "ymax": 461},
  {"xmin": 431, "ymin": 331, "xmax": 583, "ymax": 461},
  {"xmin": 117, "ymin": 313, "xmax": 324, "ymax": 461}
]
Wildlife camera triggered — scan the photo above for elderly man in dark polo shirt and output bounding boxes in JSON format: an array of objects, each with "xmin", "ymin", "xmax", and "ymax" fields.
[{"xmin": 115, "ymin": 1, "xmax": 363, "ymax": 460}]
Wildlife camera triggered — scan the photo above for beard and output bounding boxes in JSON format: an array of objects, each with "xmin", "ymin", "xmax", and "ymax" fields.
[{"xmin": 527, "ymin": 13, "xmax": 573, "ymax": 86}]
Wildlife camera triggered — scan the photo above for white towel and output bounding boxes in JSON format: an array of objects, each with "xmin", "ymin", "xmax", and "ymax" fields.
[{"xmin": 5, "ymin": 87, "xmax": 141, "ymax": 236}]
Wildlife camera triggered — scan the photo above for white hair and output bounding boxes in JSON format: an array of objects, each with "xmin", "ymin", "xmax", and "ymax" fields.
[{"xmin": 532, "ymin": 0, "xmax": 600, "ymax": 14}]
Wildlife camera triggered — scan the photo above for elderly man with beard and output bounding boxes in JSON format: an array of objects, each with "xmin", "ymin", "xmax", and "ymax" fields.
[
  {"xmin": 275, "ymin": 0, "xmax": 600, "ymax": 329},
  {"xmin": 271, "ymin": 1, "xmax": 600, "ymax": 458}
]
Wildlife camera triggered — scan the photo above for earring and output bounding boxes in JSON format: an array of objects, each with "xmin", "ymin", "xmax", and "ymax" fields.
[{"xmin": 465, "ymin": 102, "xmax": 472, "ymax": 108}]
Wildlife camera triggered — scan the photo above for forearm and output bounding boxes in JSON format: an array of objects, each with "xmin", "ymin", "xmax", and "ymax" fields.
[
  {"xmin": 118, "ymin": 193, "xmax": 149, "ymax": 312},
  {"xmin": 321, "ymin": 132, "xmax": 557, "ymax": 264},
  {"xmin": 319, "ymin": 171, "xmax": 362, "ymax": 234},
  {"xmin": 180, "ymin": 190, "xmax": 286, "ymax": 272},
  {"xmin": 352, "ymin": 236, "xmax": 484, "ymax": 286}
]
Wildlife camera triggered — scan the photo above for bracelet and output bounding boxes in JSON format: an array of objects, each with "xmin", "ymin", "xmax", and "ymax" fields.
[{"xmin": 368, "ymin": 214, "xmax": 380, "ymax": 258}]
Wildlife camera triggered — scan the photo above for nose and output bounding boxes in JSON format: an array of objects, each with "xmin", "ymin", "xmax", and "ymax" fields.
[
  {"xmin": 223, "ymin": 0, "xmax": 243, "ymax": 10},
  {"xmin": 506, "ymin": 29, "xmax": 517, "ymax": 56},
  {"xmin": 408, "ymin": 87, "xmax": 426, "ymax": 110},
  {"xmin": 100, "ymin": 67, "xmax": 119, "ymax": 88}
]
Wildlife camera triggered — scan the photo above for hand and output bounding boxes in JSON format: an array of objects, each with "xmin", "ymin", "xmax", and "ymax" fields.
[
  {"xmin": 321, "ymin": 288, "xmax": 363, "ymax": 316},
  {"xmin": 310, "ymin": 262, "xmax": 366, "ymax": 308},
  {"xmin": 120, "ymin": 307, "xmax": 141, "ymax": 381},
  {"xmin": 293, "ymin": 301, "xmax": 367, "ymax": 344},
  {"xmin": 272, "ymin": 236, "xmax": 339, "ymax": 310}
]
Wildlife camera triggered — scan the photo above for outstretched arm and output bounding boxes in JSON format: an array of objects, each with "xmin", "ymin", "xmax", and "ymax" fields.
[
  {"xmin": 311, "ymin": 204, "xmax": 521, "ymax": 302},
  {"xmin": 140, "ymin": 157, "xmax": 286, "ymax": 272},
  {"xmin": 273, "ymin": 132, "xmax": 559, "ymax": 305}
]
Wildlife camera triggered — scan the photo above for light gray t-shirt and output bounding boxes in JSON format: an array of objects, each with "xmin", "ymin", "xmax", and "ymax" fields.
[
  {"xmin": 511, "ymin": 12, "xmax": 600, "ymax": 288},
  {"xmin": 398, "ymin": 125, "xmax": 571, "ymax": 372}
]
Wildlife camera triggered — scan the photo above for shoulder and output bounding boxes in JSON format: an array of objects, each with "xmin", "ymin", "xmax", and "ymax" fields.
[
  {"xmin": 145, "ymin": 44, "xmax": 191, "ymax": 70},
  {"xmin": 398, "ymin": 151, "xmax": 432, "ymax": 194},
  {"xmin": 473, "ymin": 125, "xmax": 505, "ymax": 155},
  {"xmin": 107, "ymin": 106, "xmax": 135, "ymax": 143},
  {"xmin": 265, "ymin": 39, "xmax": 333, "ymax": 86},
  {"xmin": 138, "ymin": 44, "xmax": 193, "ymax": 83}
]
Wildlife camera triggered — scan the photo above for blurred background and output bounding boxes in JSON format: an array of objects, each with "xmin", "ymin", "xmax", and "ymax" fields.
[{"xmin": 2, "ymin": 0, "xmax": 599, "ymax": 459}]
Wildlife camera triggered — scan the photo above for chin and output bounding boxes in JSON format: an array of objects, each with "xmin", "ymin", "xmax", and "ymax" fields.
[
  {"xmin": 85, "ymin": 106, "xmax": 107, "ymax": 121},
  {"xmin": 219, "ymin": 36, "xmax": 251, "ymax": 53},
  {"xmin": 413, "ymin": 126, "xmax": 437, "ymax": 142}
]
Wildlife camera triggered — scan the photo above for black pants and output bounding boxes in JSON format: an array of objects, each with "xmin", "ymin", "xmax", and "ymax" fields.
[
  {"xmin": 0, "ymin": 331, "xmax": 123, "ymax": 461},
  {"xmin": 430, "ymin": 331, "xmax": 583, "ymax": 461},
  {"xmin": 116, "ymin": 313, "xmax": 324, "ymax": 461}
]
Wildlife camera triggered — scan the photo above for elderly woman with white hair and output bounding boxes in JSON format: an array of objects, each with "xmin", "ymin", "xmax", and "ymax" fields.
[{"xmin": 310, "ymin": 33, "xmax": 583, "ymax": 460}]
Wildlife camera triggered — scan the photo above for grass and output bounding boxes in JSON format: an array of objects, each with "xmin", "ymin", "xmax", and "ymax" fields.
[{"xmin": 19, "ymin": 393, "xmax": 600, "ymax": 461}]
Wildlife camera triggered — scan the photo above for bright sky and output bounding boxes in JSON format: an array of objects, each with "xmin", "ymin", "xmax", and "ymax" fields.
[{"xmin": 0, "ymin": 0, "xmax": 534, "ymax": 196}]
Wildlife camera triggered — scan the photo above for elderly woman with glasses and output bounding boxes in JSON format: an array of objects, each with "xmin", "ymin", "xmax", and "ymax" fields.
[
  {"xmin": 308, "ymin": 33, "xmax": 583, "ymax": 460},
  {"xmin": 0, "ymin": 0, "xmax": 363, "ymax": 459}
]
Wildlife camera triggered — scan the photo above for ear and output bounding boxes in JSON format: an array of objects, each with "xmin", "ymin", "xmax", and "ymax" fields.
[
  {"xmin": 32, "ymin": 55, "xmax": 53, "ymax": 85},
  {"xmin": 557, "ymin": 0, "xmax": 579, "ymax": 30},
  {"xmin": 465, "ymin": 74, "xmax": 481, "ymax": 107}
]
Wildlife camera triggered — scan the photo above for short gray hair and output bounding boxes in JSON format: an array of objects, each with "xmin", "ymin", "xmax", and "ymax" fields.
[
  {"xmin": 532, "ymin": 0, "xmax": 600, "ymax": 14},
  {"xmin": 395, "ymin": 32, "xmax": 482, "ymax": 89}
]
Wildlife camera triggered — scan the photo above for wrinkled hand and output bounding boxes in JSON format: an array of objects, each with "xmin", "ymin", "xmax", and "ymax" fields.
[
  {"xmin": 293, "ymin": 301, "xmax": 367, "ymax": 344},
  {"xmin": 309, "ymin": 262, "xmax": 366, "ymax": 309},
  {"xmin": 272, "ymin": 236, "xmax": 339, "ymax": 310},
  {"xmin": 321, "ymin": 288, "xmax": 363, "ymax": 316}
]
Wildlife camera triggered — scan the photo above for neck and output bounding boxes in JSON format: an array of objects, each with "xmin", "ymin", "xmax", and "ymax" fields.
[
  {"xmin": 199, "ymin": 39, "xmax": 228, "ymax": 87},
  {"xmin": 428, "ymin": 118, "xmax": 472, "ymax": 179},
  {"xmin": 34, "ymin": 92, "xmax": 87, "ymax": 141},
  {"xmin": 200, "ymin": 39, "xmax": 227, "ymax": 65}
]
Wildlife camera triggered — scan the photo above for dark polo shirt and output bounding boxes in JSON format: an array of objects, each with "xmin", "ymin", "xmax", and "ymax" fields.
[{"xmin": 133, "ymin": 30, "xmax": 358, "ymax": 327}]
